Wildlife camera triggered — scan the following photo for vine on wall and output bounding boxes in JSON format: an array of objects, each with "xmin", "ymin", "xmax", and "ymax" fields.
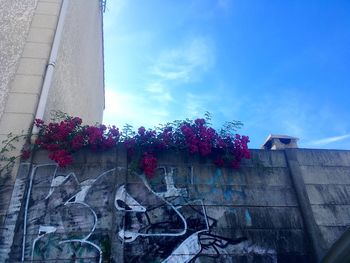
[{"xmin": 0, "ymin": 133, "xmax": 29, "ymax": 177}]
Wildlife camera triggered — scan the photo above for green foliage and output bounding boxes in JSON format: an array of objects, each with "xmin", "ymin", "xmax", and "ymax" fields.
[
  {"xmin": 50, "ymin": 110, "xmax": 71, "ymax": 122},
  {"xmin": 0, "ymin": 132, "xmax": 28, "ymax": 177}
]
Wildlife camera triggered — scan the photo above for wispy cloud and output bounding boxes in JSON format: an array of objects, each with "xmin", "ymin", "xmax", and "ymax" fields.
[
  {"xmin": 145, "ymin": 82, "xmax": 174, "ymax": 103},
  {"xmin": 150, "ymin": 37, "xmax": 215, "ymax": 83},
  {"xmin": 237, "ymin": 88, "xmax": 350, "ymax": 148},
  {"xmin": 308, "ymin": 134, "xmax": 350, "ymax": 146},
  {"xmin": 140, "ymin": 36, "xmax": 216, "ymax": 119},
  {"xmin": 185, "ymin": 92, "xmax": 219, "ymax": 117},
  {"xmin": 103, "ymin": 87, "xmax": 170, "ymax": 128}
]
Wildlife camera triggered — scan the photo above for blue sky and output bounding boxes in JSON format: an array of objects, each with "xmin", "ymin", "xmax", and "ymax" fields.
[{"xmin": 103, "ymin": 0, "xmax": 350, "ymax": 149}]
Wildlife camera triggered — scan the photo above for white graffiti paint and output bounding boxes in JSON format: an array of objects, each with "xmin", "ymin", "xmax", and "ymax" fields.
[
  {"xmin": 156, "ymin": 167, "xmax": 187, "ymax": 198},
  {"xmin": 117, "ymin": 170, "xmax": 188, "ymax": 243},
  {"xmin": 22, "ymin": 164, "xmax": 58, "ymax": 262},
  {"xmin": 116, "ymin": 168, "xmax": 212, "ymax": 262},
  {"xmin": 24, "ymin": 165, "xmax": 115, "ymax": 262},
  {"xmin": 163, "ymin": 233, "xmax": 202, "ymax": 263},
  {"xmin": 118, "ymin": 168, "xmax": 278, "ymax": 263},
  {"xmin": 31, "ymin": 226, "xmax": 57, "ymax": 261},
  {"xmin": 22, "ymin": 163, "xmax": 279, "ymax": 262},
  {"xmin": 115, "ymin": 185, "xmax": 146, "ymax": 212},
  {"xmin": 45, "ymin": 173, "xmax": 77, "ymax": 200}
]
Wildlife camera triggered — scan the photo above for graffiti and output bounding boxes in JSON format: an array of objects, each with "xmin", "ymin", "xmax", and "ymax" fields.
[
  {"xmin": 21, "ymin": 164, "xmax": 117, "ymax": 262},
  {"xmin": 245, "ymin": 209, "xmax": 252, "ymax": 227},
  {"xmin": 18, "ymin": 163, "xmax": 279, "ymax": 262},
  {"xmin": 117, "ymin": 167, "xmax": 277, "ymax": 263},
  {"xmin": 192, "ymin": 168, "xmax": 246, "ymax": 202}
]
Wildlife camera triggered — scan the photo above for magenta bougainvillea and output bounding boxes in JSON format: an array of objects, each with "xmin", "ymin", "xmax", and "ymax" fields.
[{"xmin": 31, "ymin": 115, "xmax": 250, "ymax": 177}]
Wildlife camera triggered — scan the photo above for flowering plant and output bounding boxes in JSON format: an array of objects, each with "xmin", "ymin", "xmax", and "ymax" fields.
[
  {"xmin": 29, "ymin": 113, "xmax": 250, "ymax": 177},
  {"xmin": 33, "ymin": 115, "xmax": 120, "ymax": 167}
]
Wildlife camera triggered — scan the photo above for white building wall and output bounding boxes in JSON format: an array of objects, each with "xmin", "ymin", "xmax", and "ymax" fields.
[
  {"xmin": 0, "ymin": 0, "xmax": 105, "ymax": 142},
  {"xmin": 44, "ymin": 0, "xmax": 105, "ymax": 124},
  {"xmin": 0, "ymin": 0, "xmax": 105, "ymax": 179},
  {"xmin": 0, "ymin": 0, "xmax": 60, "ymax": 151}
]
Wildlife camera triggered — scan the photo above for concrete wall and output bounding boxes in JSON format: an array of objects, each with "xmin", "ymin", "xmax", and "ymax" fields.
[
  {"xmin": 1, "ymin": 148, "xmax": 350, "ymax": 262},
  {"xmin": 44, "ymin": 0, "xmax": 105, "ymax": 124},
  {"xmin": 285, "ymin": 149, "xmax": 350, "ymax": 261}
]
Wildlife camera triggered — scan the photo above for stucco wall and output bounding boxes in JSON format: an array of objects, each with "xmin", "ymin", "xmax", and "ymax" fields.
[
  {"xmin": 0, "ymin": 0, "xmax": 38, "ymax": 121},
  {"xmin": 0, "ymin": 0, "xmax": 104, "ymax": 142},
  {"xmin": 44, "ymin": 0, "xmax": 105, "ymax": 124}
]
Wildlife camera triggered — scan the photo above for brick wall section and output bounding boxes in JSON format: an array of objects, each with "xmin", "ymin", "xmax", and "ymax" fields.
[{"xmin": 1, "ymin": 148, "xmax": 350, "ymax": 262}]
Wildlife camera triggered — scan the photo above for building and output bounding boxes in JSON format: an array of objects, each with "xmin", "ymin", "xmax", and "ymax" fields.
[
  {"xmin": 0, "ymin": 0, "xmax": 105, "ymax": 148},
  {"xmin": 0, "ymin": 2, "xmax": 106, "ymax": 255}
]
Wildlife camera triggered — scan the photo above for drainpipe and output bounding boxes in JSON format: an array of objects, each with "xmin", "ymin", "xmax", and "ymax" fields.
[
  {"xmin": 30, "ymin": 0, "xmax": 69, "ymax": 143},
  {"xmin": 23, "ymin": 2, "xmax": 69, "ymax": 260}
]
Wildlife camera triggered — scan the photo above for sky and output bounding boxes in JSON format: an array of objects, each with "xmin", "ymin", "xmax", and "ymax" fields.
[{"xmin": 102, "ymin": 0, "xmax": 350, "ymax": 149}]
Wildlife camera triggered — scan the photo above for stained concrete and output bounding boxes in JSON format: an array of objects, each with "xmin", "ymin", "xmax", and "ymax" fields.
[{"xmin": 1, "ymin": 148, "xmax": 350, "ymax": 262}]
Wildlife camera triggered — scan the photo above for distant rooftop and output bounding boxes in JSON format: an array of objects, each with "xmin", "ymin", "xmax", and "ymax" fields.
[{"xmin": 262, "ymin": 134, "xmax": 299, "ymax": 150}]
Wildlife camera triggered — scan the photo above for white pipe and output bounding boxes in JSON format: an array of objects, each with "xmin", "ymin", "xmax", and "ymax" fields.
[{"xmin": 31, "ymin": 0, "xmax": 69, "ymax": 140}]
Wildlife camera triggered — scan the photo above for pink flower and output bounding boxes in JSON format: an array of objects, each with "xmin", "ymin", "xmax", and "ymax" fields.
[
  {"xmin": 109, "ymin": 126, "xmax": 120, "ymax": 137},
  {"xmin": 140, "ymin": 153, "xmax": 157, "ymax": 178},
  {"xmin": 195, "ymin": 118, "xmax": 206, "ymax": 126},
  {"xmin": 71, "ymin": 135, "xmax": 85, "ymax": 150},
  {"xmin": 73, "ymin": 117, "xmax": 82, "ymax": 123},
  {"xmin": 49, "ymin": 150, "xmax": 73, "ymax": 167},
  {"xmin": 138, "ymin": 126, "xmax": 146, "ymax": 136}
]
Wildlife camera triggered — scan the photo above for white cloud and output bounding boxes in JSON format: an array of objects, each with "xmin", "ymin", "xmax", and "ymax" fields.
[
  {"xmin": 103, "ymin": 87, "xmax": 170, "ymax": 128},
  {"xmin": 308, "ymin": 134, "xmax": 350, "ymax": 146},
  {"xmin": 150, "ymin": 37, "xmax": 215, "ymax": 83},
  {"xmin": 185, "ymin": 92, "xmax": 218, "ymax": 117},
  {"xmin": 145, "ymin": 82, "xmax": 174, "ymax": 103},
  {"xmin": 236, "ymin": 87, "xmax": 350, "ymax": 149},
  {"xmin": 145, "ymin": 82, "xmax": 163, "ymax": 93}
]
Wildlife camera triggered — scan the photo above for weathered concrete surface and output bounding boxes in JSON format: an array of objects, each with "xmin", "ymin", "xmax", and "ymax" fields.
[
  {"xmin": 1, "ymin": 148, "xmax": 350, "ymax": 262},
  {"xmin": 286, "ymin": 149, "xmax": 350, "ymax": 262},
  {"xmin": 285, "ymin": 149, "xmax": 327, "ymax": 262}
]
